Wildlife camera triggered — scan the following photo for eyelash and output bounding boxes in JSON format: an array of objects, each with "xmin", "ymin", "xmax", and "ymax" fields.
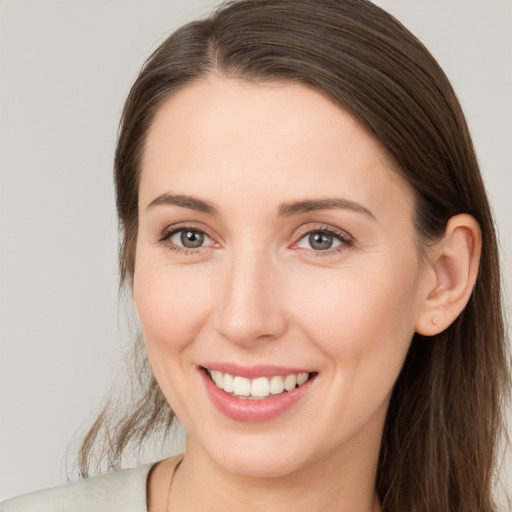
[{"xmin": 157, "ymin": 223, "xmax": 354, "ymax": 257}]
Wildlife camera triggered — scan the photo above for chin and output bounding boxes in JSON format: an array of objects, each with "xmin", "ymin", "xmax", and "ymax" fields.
[
  {"xmin": 220, "ymin": 452, "xmax": 307, "ymax": 479},
  {"xmin": 199, "ymin": 431, "xmax": 315, "ymax": 479}
]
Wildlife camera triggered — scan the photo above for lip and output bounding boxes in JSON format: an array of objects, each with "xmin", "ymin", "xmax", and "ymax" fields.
[
  {"xmin": 200, "ymin": 362, "xmax": 313, "ymax": 379},
  {"xmin": 199, "ymin": 366, "xmax": 317, "ymax": 423}
]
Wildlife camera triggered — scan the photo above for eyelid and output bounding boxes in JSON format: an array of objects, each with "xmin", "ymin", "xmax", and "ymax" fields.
[{"xmin": 293, "ymin": 223, "xmax": 352, "ymax": 239}]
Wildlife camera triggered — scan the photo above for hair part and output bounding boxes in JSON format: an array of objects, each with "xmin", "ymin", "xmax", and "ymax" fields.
[{"xmin": 77, "ymin": 1, "xmax": 510, "ymax": 510}]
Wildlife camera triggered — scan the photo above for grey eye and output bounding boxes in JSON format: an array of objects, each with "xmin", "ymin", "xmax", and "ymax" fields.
[
  {"xmin": 309, "ymin": 232, "xmax": 334, "ymax": 250},
  {"xmin": 296, "ymin": 231, "xmax": 342, "ymax": 251},
  {"xmin": 170, "ymin": 229, "xmax": 210, "ymax": 248}
]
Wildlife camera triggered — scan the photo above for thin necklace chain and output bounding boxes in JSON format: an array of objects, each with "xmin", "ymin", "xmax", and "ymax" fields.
[{"xmin": 165, "ymin": 457, "xmax": 184, "ymax": 512}]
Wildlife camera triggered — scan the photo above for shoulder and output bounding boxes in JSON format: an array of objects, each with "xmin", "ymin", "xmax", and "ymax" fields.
[{"xmin": 0, "ymin": 463, "xmax": 155, "ymax": 512}]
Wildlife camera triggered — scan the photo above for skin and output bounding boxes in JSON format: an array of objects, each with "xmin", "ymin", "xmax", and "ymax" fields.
[{"xmin": 134, "ymin": 77, "xmax": 481, "ymax": 511}]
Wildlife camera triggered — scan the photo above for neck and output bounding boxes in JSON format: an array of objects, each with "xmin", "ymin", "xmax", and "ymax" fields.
[{"xmin": 169, "ymin": 437, "xmax": 382, "ymax": 512}]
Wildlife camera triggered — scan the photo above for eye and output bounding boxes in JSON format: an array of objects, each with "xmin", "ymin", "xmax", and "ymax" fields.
[
  {"xmin": 297, "ymin": 231, "xmax": 341, "ymax": 251},
  {"xmin": 170, "ymin": 229, "xmax": 211, "ymax": 249},
  {"xmin": 293, "ymin": 226, "xmax": 352, "ymax": 254},
  {"xmin": 158, "ymin": 226, "xmax": 215, "ymax": 252}
]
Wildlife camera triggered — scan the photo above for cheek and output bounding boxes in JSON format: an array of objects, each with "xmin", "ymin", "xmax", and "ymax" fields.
[
  {"xmin": 132, "ymin": 259, "xmax": 217, "ymax": 421},
  {"xmin": 291, "ymin": 255, "xmax": 420, "ymax": 365},
  {"xmin": 133, "ymin": 259, "xmax": 215, "ymax": 354},
  {"xmin": 288, "ymin": 255, "xmax": 421, "ymax": 437}
]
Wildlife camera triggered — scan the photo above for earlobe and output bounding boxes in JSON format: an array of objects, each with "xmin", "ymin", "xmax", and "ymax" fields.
[{"xmin": 415, "ymin": 214, "xmax": 481, "ymax": 336}]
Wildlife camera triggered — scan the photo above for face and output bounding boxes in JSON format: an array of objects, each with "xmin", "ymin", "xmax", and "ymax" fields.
[{"xmin": 134, "ymin": 77, "xmax": 428, "ymax": 479}]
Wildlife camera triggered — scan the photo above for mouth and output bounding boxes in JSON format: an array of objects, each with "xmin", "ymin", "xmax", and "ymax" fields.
[{"xmin": 201, "ymin": 366, "xmax": 317, "ymax": 400}]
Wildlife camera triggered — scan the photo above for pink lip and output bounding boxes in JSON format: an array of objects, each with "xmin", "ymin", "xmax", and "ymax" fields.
[
  {"xmin": 199, "ymin": 367, "xmax": 316, "ymax": 423},
  {"xmin": 200, "ymin": 362, "xmax": 312, "ymax": 379}
]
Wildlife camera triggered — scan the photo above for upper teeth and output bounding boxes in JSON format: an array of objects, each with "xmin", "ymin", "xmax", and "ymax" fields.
[{"xmin": 208, "ymin": 369, "xmax": 310, "ymax": 399}]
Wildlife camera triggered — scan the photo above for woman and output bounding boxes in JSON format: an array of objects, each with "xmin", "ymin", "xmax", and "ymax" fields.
[{"xmin": 1, "ymin": 0, "xmax": 509, "ymax": 511}]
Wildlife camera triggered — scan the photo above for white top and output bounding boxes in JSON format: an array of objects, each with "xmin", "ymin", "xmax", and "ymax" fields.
[{"xmin": 0, "ymin": 464, "xmax": 155, "ymax": 512}]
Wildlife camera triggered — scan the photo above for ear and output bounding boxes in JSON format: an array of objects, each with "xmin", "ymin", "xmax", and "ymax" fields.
[{"xmin": 415, "ymin": 214, "xmax": 482, "ymax": 336}]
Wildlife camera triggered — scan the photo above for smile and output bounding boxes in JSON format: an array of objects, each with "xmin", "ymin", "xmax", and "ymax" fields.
[
  {"xmin": 200, "ymin": 364, "xmax": 318, "ymax": 422},
  {"xmin": 206, "ymin": 368, "xmax": 311, "ymax": 399}
]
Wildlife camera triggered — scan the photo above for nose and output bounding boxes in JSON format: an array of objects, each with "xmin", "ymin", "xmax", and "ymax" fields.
[{"xmin": 213, "ymin": 248, "xmax": 287, "ymax": 347}]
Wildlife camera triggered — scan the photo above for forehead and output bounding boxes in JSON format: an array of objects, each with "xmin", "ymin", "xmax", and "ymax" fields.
[{"xmin": 140, "ymin": 76, "xmax": 413, "ymax": 222}]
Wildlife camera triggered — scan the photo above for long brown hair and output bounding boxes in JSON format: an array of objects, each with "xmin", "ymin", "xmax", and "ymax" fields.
[{"xmin": 78, "ymin": 1, "xmax": 510, "ymax": 510}]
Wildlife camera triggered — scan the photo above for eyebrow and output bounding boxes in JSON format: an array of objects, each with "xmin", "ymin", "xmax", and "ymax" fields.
[
  {"xmin": 146, "ymin": 193, "xmax": 375, "ymax": 221},
  {"xmin": 146, "ymin": 193, "xmax": 218, "ymax": 215},
  {"xmin": 278, "ymin": 198, "xmax": 376, "ymax": 221}
]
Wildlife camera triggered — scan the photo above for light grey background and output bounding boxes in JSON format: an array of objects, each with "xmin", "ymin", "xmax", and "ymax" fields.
[{"xmin": 1, "ymin": 0, "xmax": 511, "ymax": 502}]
